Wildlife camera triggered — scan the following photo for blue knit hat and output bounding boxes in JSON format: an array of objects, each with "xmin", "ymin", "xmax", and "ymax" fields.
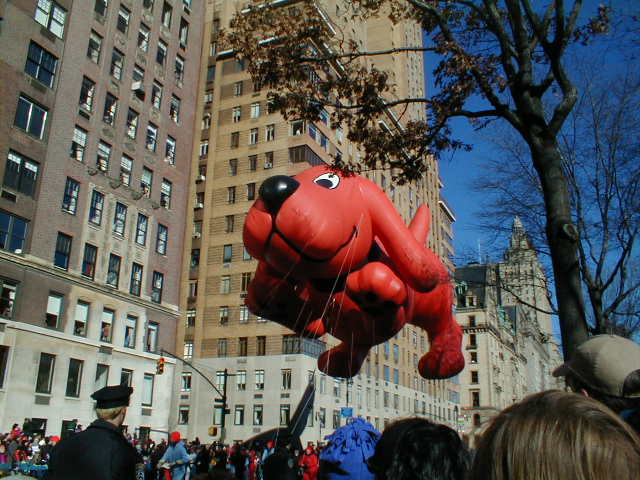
[{"xmin": 320, "ymin": 418, "xmax": 381, "ymax": 480}]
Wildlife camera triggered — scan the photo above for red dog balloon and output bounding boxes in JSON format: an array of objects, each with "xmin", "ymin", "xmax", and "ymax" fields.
[{"xmin": 243, "ymin": 166, "xmax": 464, "ymax": 379}]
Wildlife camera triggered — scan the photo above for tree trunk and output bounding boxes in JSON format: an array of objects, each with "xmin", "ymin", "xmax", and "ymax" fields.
[{"xmin": 530, "ymin": 138, "xmax": 589, "ymax": 360}]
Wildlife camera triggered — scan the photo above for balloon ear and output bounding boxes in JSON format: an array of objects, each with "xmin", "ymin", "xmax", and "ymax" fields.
[{"xmin": 360, "ymin": 180, "xmax": 447, "ymax": 292}]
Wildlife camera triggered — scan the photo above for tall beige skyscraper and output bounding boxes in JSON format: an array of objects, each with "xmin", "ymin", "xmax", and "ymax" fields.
[
  {"xmin": 175, "ymin": 0, "xmax": 461, "ymax": 443},
  {"xmin": 0, "ymin": 0, "xmax": 203, "ymax": 438}
]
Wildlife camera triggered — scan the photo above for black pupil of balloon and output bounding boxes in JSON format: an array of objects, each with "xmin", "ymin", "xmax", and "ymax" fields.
[{"xmin": 317, "ymin": 179, "xmax": 333, "ymax": 188}]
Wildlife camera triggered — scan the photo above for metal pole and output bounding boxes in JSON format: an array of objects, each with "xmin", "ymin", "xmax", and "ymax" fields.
[{"xmin": 220, "ymin": 368, "xmax": 229, "ymax": 443}]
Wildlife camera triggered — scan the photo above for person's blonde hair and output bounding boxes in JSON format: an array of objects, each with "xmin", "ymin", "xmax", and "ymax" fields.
[
  {"xmin": 95, "ymin": 406, "xmax": 126, "ymax": 421},
  {"xmin": 469, "ymin": 390, "xmax": 640, "ymax": 480}
]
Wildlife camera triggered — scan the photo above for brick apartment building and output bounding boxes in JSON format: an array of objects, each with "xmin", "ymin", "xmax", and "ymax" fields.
[{"xmin": 0, "ymin": 0, "xmax": 202, "ymax": 439}]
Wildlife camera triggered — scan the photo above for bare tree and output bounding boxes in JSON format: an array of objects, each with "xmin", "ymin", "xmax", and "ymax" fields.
[
  {"xmin": 223, "ymin": 0, "xmax": 617, "ymax": 358},
  {"xmin": 474, "ymin": 63, "xmax": 640, "ymax": 336}
]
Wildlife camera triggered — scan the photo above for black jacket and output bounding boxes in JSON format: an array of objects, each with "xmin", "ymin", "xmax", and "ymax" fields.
[{"xmin": 46, "ymin": 419, "xmax": 142, "ymax": 480}]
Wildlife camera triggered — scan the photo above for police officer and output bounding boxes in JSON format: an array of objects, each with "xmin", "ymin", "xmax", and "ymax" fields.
[{"xmin": 46, "ymin": 385, "xmax": 144, "ymax": 480}]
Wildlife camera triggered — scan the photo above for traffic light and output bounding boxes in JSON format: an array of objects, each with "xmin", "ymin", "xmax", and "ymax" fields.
[
  {"xmin": 208, "ymin": 426, "xmax": 218, "ymax": 436},
  {"xmin": 156, "ymin": 356, "xmax": 165, "ymax": 375}
]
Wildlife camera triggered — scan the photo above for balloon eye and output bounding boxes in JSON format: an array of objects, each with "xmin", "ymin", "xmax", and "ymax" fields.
[{"xmin": 313, "ymin": 173, "xmax": 340, "ymax": 189}]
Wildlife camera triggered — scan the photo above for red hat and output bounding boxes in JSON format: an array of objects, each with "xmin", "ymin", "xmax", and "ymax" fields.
[
  {"xmin": 170, "ymin": 431, "xmax": 181, "ymax": 443},
  {"xmin": 50, "ymin": 436, "xmax": 60, "ymax": 443}
]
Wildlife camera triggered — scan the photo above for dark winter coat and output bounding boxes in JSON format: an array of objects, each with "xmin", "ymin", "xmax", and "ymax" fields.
[{"xmin": 46, "ymin": 419, "xmax": 142, "ymax": 480}]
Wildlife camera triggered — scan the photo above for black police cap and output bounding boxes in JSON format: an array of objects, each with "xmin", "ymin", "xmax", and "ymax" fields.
[{"xmin": 91, "ymin": 385, "xmax": 133, "ymax": 409}]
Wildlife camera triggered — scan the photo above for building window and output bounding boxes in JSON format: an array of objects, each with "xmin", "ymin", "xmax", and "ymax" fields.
[
  {"xmin": 250, "ymin": 102, "xmax": 260, "ymax": 119},
  {"xmin": 95, "ymin": 363, "xmax": 110, "ymax": 390},
  {"xmin": 186, "ymin": 309, "xmax": 196, "ymax": 327},
  {"xmin": 120, "ymin": 368, "xmax": 133, "ymax": 387},
  {"xmin": 35, "ymin": 0, "xmax": 67, "ymax": 38},
  {"xmin": 231, "ymin": 106, "xmax": 242, "ymax": 123},
  {"xmin": 71, "ymin": 126, "xmax": 87, "ymax": 161},
  {"xmin": 470, "ymin": 351, "xmax": 478, "ymax": 364},
  {"xmin": 160, "ymin": 179, "xmax": 172, "ymax": 209},
  {"xmin": 73, "ymin": 301, "xmax": 89, "ymax": 336},
  {"xmin": 165, "ymin": 136, "xmax": 176, "ymax": 165},
  {"xmin": 138, "ymin": 23, "xmax": 150, "ymax": 51},
  {"xmin": 217, "ymin": 338, "xmax": 227, "ymax": 357},
  {"xmin": 96, "ymin": 141, "xmax": 111, "ymax": 172},
  {"xmin": 241, "ymin": 272, "xmax": 252, "ymax": 293},
  {"xmin": 469, "ymin": 315, "xmax": 476, "ymax": 327},
  {"xmin": 146, "ymin": 322, "xmax": 158, "ymax": 353},
  {"xmin": 161, "ymin": 1, "xmax": 172, "ymax": 27},
  {"xmin": 181, "ymin": 372, "xmax": 192, "ymax": 391},
  {"xmin": 291, "ymin": 120, "xmax": 305, "ymax": 136},
  {"xmin": 239, "ymin": 305, "xmax": 249, "ymax": 323},
  {"xmin": 179, "ymin": 18, "xmax": 189, "ymax": 47},
  {"xmin": 223, "ymin": 244, "xmax": 233, "ymax": 263},
  {"xmin": 120, "ymin": 155, "xmax": 133, "ymax": 186},
  {"xmin": 227, "ymin": 186, "xmax": 236, "ymax": 204},
  {"xmin": 151, "ymin": 271, "xmax": 164, "ymax": 303},
  {"xmin": 151, "ymin": 81, "xmax": 163, "ymax": 109},
  {"xmin": 35, "ymin": 353, "xmax": 56, "ymax": 394},
  {"xmin": 45, "ymin": 293, "xmax": 63, "ymax": 328},
  {"xmin": 54, "ymin": 232, "xmax": 72, "ymax": 270},
  {"xmin": 471, "ymin": 371, "xmax": 479, "ymax": 384},
  {"xmin": 126, "ymin": 109, "xmax": 139, "ymax": 139},
  {"xmin": 253, "ymin": 405, "xmax": 263, "ymax": 425},
  {"xmin": 234, "ymin": 81, "xmax": 243, "ymax": 96},
  {"xmin": 79, "ymin": 77, "xmax": 96, "ymax": 111},
  {"xmin": 156, "ymin": 224, "xmax": 168, "ymax": 255},
  {"xmin": 282, "ymin": 369, "xmax": 292, "ymax": 390},
  {"xmin": 81, "ymin": 243, "xmax": 97, "ymax": 279},
  {"xmin": 110, "ymin": 48, "xmax": 125, "ymax": 80},
  {"xmin": 255, "ymin": 369, "xmax": 265, "ymax": 390},
  {"xmin": 393, "ymin": 344, "xmax": 399, "ymax": 363},
  {"xmin": 178, "ymin": 406, "xmax": 189, "ymax": 425},
  {"xmin": 130, "ymin": 263, "xmax": 143, "ymax": 296},
  {"xmin": 280, "ymin": 404, "xmax": 291, "ymax": 426},
  {"xmin": 249, "ymin": 128, "xmax": 258, "ymax": 145},
  {"xmin": 25, "ymin": 42, "xmax": 58, "ymax": 88},
  {"xmin": 65, "ymin": 359, "xmax": 83, "ymax": 398},
  {"xmin": 224, "ymin": 215, "xmax": 235, "ymax": 234},
  {"xmin": 265, "ymin": 124, "xmax": 275, "ymax": 141},
  {"xmin": 190, "ymin": 248, "xmax": 200, "ymax": 267},
  {"xmin": 230, "ymin": 131, "xmax": 240, "ymax": 148},
  {"xmin": 146, "ymin": 123, "xmax": 158, "ymax": 151},
  {"xmin": 469, "ymin": 334, "xmax": 477, "ymax": 348},
  {"xmin": 101, "ymin": 308, "xmax": 114, "ymax": 342},
  {"xmin": 472, "ymin": 390, "xmax": 480, "ymax": 408},
  {"xmin": 135, "ymin": 214, "xmax": 148, "ymax": 246},
  {"xmin": 246, "ymin": 183, "xmax": 256, "ymax": 201},
  {"xmin": 89, "ymin": 190, "xmax": 104, "ymax": 225},
  {"xmin": 106, "ymin": 253, "xmax": 121, "ymax": 288},
  {"xmin": 4, "ymin": 151, "xmax": 39, "ymax": 197},
  {"xmin": 87, "ymin": 30, "xmax": 102, "ymax": 63},
  {"xmin": 156, "ymin": 40, "xmax": 168, "ymax": 66},
  {"xmin": 220, "ymin": 275, "xmax": 230, "ymax": 294},
  {"xmin": 175, "ymin": 55, "xmax": 185, "ymax": 82},
  {"xmin": 243, "ymin": 247, "xmax": 252, "ymax": 261},
  {"xmin": 264, "ymin": 151, "xmax": 274, "ymax": 169},
  {"xmin": 236, "ymin": 370, "xmax": 246, "ymax": 391},
  {"xmin": 234, "ymin": 405, "xmax": 244, "ymax": 425},
  {"xmin": 15, "ymin": 95, "xmax": 47, "ymax": 139},
  {"xmin": 238, "ymin": 337, "xmax": 248, "ymax": 356},
  {"xmin": 257, "ymin": 336, "xmax": 266, "ymax": 356},
  {"xmin": 124, "ymin": 315, "xmax": 137, "ymax": 348},
  {"xmin": 141, "ymin": 168, "xmax": 153, "ymax": 197},
  {"xmin": 113, "ymin": 203, "xmax": 127, "ymax": 236},
  {"xmin": 116, "ymin": 5, "xmax": 130, "ymax": 34},
  {"xmin": 170, "ymin": 95, "xmax": 181, "ymax": 123},
  {"xmin": 142, "ymin": 373, "xmax": 154, "ymax": 406},
  {"xmin": 204, "ymin": 89, "xmax": 214, "ymax": 103},
  {"xmin": 219, "ymin": 306, "xmax": 229, "ymax": 325}
]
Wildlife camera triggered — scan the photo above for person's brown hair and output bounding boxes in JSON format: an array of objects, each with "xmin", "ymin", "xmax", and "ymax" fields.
[{"xmin": 469, "ymin": 390, "xmax": 640, "ymax": 480}]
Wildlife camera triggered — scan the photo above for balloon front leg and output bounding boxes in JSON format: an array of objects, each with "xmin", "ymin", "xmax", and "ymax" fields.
[{"xmin": 318, "ymin": 342, "xmax": 370, "ymax": 379}]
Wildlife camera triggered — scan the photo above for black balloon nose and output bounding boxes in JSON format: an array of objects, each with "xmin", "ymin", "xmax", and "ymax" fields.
[{"xmin": 259, "ymin": 175, "xmax": 300, "ymax": 214}]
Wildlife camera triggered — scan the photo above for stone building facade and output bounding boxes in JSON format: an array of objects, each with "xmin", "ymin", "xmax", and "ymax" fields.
[{"xmin": 455, "ymin": 218, "xmax": 563, "ymax": 445}]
